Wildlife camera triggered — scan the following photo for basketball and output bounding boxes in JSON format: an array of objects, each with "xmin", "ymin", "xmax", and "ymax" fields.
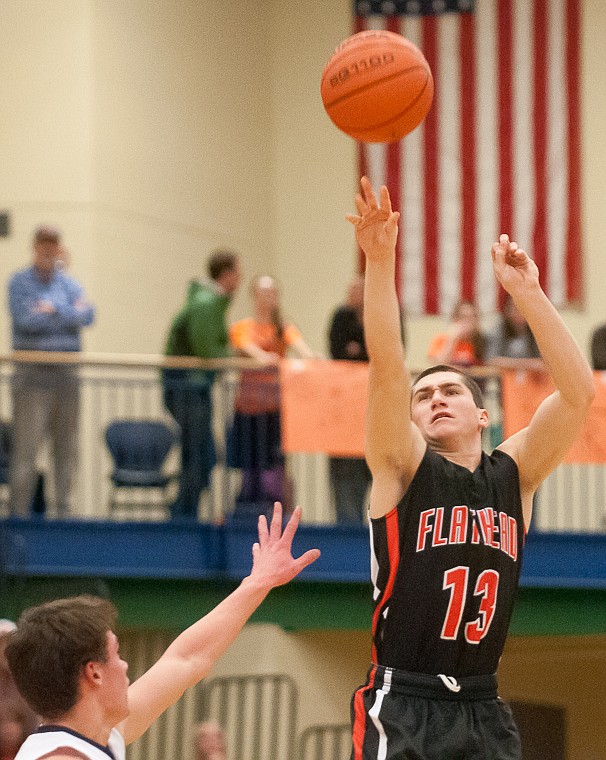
[{"xmin": 320, "ymin": 30, "xmax": 434, "ymax": 143}]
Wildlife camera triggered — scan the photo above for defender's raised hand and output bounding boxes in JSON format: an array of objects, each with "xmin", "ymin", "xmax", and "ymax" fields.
[
  {"xmin": 491, "ymin": 234, "xmax": 540, "ymax": 295},
  {"xmin": 250, "ymin": 503, "xmax": 321, "ymax": 589},
  {"xmin": 346, "ymin": 176, "xmax": 400, "ymax": 262}
]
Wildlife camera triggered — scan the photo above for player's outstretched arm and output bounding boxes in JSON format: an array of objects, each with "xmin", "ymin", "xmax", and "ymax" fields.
[
  {"xmin": 494, "ymin": 235, "xmax": 595, "ymax": 505},
  {"xmin": 347, "ymin": 177, "xmax": 425, "ymax": 516},
  {"xmin": 119, "ymin": 503, "xmax": 320, "ymax": 745}
]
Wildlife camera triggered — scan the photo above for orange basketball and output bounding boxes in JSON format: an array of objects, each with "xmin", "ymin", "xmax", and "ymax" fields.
[{"xmin": 320, "ymin": 30, "xmax": 434, "ymax": 143}]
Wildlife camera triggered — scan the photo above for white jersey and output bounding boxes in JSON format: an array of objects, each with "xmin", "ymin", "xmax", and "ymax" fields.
[{"xmin": 14, "ymin": 728, "xmax": 125, "ymax": 760}]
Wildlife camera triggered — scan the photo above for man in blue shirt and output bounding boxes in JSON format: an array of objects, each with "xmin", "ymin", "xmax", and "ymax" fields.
[{"xmin": 8, "ymin": 225, "xmax": 95, "ymax": 517}]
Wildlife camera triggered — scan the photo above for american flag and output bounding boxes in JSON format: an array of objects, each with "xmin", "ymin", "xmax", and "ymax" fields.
[{"xmin": 353, "ymin": 0, "xmax": 582, "ymax": 315}]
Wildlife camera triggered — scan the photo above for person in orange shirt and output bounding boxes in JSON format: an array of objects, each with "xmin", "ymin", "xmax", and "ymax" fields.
[
  {"xmin": 228, "ymin": 276, "xmax": 314, "ymax": 519},
  {"xmin": 427, "ymin": 300, "xmax": 486, "ymax": 368}
]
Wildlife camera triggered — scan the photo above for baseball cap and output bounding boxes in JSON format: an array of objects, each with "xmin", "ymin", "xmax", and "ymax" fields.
[{"xmin": 33, "ymin": 225, "xmax": 62, "ymax": 244}]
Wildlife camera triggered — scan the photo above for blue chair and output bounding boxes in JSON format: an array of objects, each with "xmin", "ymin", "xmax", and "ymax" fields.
[{"xmin": 105, "ymin": 420, "xmax": 178, "ymax": 517}]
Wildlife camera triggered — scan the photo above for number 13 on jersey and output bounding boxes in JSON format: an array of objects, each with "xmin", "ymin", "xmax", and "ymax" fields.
[{"xmin": 441, "ymin": 566, "xmax": 500, "ymax": 644}]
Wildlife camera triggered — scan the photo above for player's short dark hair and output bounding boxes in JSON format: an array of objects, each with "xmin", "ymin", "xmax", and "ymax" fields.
[
  {"xmin": 207, "ymin": 250, "xmax": 238, "ymax": 281},
  {"xmin": 413, "ymin": 364, "xmax": 485, "ymax": 408},
  {"xmin": 5, "ymin": 595, "xmax": 117, "ymax": 719}
]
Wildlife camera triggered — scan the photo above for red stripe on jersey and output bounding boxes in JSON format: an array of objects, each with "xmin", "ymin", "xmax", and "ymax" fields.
[
  {"xmin": 371, "ymin": 509, "xmax": 400, "ymax": 662},
  {"xmin": 352, "ymin": 664, "xmax": 377, "ymax": 760}
]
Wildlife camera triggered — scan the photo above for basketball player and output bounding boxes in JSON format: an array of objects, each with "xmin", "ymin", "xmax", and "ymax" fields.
[
  {"xmin": 4, "ymin": 503, "xmax": 319, "ymax": 760},
  {"xmin": 347, "ymin": 177, "xmax": 594, "ymax": 760}
]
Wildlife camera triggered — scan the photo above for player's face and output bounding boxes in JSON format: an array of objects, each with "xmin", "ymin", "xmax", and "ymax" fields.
[
  {"xmin": 410, "ymin": 371, "xmax": 487, "ymax": 443},
  {"xmin": 99, "ymin": 631, "xmax": 130, "ymax": 722}
]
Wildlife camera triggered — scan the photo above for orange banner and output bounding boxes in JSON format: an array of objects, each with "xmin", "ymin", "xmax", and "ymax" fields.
[
  {"xmin": 280, "ymin": 359, "xmax": 368, "ymax": 456},
  {"xmin": 502, "ymin": 370, "xmax": 606, "ymax": 463}
]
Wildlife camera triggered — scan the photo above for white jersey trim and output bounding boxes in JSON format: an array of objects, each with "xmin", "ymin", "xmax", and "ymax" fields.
[{"xmin": 15, "ymin": 728, "xmax": 125, "ymax": 760}]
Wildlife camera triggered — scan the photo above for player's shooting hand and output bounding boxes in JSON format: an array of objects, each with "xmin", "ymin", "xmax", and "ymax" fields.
[
  {"xmin": 491, "ymin": 234, "xmax": 540, "ymax": 295},
  {"xmin": 250, "ymin": 503, "xmax": 320, "ymax": 590},
  {"xmin": 346, "ymin": 176, "xmax": 400, "ymax": 262}
]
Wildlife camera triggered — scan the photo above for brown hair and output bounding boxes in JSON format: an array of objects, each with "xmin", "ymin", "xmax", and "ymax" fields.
[
  {"xmin": 413, "ymin": 364, "xmax": 485, "ymax": 408},
  {"xmin": 5, "ymin": 595, "xmax": 117, "ymax": 719},
  {"xmin": 207, "ymin": 250, "xmax": 238, "ymax": 281}
]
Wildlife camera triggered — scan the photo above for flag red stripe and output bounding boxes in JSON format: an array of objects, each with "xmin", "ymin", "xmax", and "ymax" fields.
[
  {"xmin": 566, "ymin": 0, "xmax": 582, "ymax": 302},
  {"xmin": 497, "ymin": 0, "xmax": 514, "ymax": 309},
  {"xmin": 353, "ymin": 2, "xmax": 582, "ymax": 314},
  {"xmin": 386, "ymin": 15, "xmax": 403, "ymax": 300},
  {"xmin": 422, "ymin": 16, "xmax": 440, "ymax": 314},
  {"xmin": 354, "ymin": 15, "xmax": 368, "ymax": 275},
  {"xmin": 460, "ymin": 12, "xmax": 477, "ymax": 303},
  {"xmin": 532, "ymin": 1, "xmax": 549, "ymax": 290}
]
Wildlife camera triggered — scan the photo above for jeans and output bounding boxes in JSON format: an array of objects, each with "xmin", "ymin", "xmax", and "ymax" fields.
[
  {"xmin": 163, "ymin": 371, "xmax": 215, "ymax": 519},
  {"xmin": 329, "ymin": 456, "xmax": 371, "ymax": 524},
  {"xmin": 9, "ymin": 365, "xmax": 79, "ymax": 517}
]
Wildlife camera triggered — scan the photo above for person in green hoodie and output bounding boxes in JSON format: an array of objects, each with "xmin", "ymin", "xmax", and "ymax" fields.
[{"xmin": 163, "ymin": 250, "xmax": 241, "ymax": 519}]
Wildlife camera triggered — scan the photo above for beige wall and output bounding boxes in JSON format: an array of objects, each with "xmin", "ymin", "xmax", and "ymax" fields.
[
  {"xmin": 211, "ymin": 627, "xmax": 606, "ymax": 760},
  {"xmin": 2, "ymin": 0, "xmax": 604, "ymax": 364},
  {"xmin": 2, "ymin": 3, "xmax": 606, "ymax": 752},
  {"xmin": 121, "ymin": 625, "xmax": 606, "ymax": 760}
]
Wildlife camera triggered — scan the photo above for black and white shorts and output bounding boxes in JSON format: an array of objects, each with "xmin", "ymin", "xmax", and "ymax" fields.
[{"xmin": 350, "ymin": 664, "xmax": 521, "ymax": 760}]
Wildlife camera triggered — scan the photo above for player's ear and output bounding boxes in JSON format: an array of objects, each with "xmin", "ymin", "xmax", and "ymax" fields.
[
  {"xmin": 478, "ymin": 408, "xmax": 490, "ymax": 429},
  {"xmin": 83, "ymin": 660, "xmax": 103, "ymax": 686}
]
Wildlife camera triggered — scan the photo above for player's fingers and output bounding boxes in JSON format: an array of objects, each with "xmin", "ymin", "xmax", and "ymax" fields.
[
  {"xmin": 252, "ymin": 542, "xmax": 260, "ymax": 561},
  {"xmin": 360, "ymin": 176, "xmax": 378, "ymax": 209},
  {"xmin": 354, "ymin": 192, "xmax": 368, "ymax": 216},
  {"xmin": 258, "ymin": 514, "xmax": 269, "ymax": 548},
  {"xmin": 269, "ymin": 501, "xmax": 283, "ymax": 541},
  {"xmin": 379, "ymin": 184, "xmax": 392, "ymax": 213},
  {"xmin": 293, "ymin": 548, "xmax": 321, "ymax": 573},
  {"xmin": 345, "ymin": 214, "xmax": 362, "ymax": 226},
  {"xmin": 493, "ymin": 236, "xmax": 509, "ymax": 262},
  {"xmin": 281, "ymin": 504, "xmax": 302, "ymax": 545},
  {"xmin": 386, "ymin": 211, "xmax": 400, "ymax": 231}
]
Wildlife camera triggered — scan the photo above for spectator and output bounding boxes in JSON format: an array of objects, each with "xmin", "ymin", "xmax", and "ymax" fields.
[
  {"xmin": 193, "ymin": 720, "xmax": 227, "ymax": 760},
  {"xmin": 8, "ymin": 225, "xmax": 95, "ymax": 517},
  {"xmin": 427, "ymin": 300, "xmax": 485, "ymax": 367},
  {"xmin": 0, "ymin": 620, "xmax": 38, "ymax": 760},
  {"xmin": 327, "ymin": 275, "xmax": 371, "ymax": 524},
  {"xmin": 485, "ymin": 295, "xmax": 544, "ymax": 371},
  {"xmin": 227, "ymin": 275, "xmax": 313, "ymax": 518},
  {"xmin": 163, "ymin": 250, "xmax": 241, "ymax": 520},
  {"xmin": 590, "ymin": 323, "xmax": 606, "ymax": 370}
]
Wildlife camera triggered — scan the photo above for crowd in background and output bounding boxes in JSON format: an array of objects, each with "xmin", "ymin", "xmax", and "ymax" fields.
[{"xmin": 6, "ymin": 225, "xmax": 606, "ymax": 526}]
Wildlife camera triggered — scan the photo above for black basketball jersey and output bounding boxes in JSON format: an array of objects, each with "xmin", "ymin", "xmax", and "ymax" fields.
[{"xmin": 369, "ymin": 447, "xmax": 525, "ymax": 677}]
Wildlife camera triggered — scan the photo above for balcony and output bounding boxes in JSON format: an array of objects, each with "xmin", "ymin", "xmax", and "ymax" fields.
[{"xmin": 1, "ymin": 352, "xmax": 606, "ymax": 626}]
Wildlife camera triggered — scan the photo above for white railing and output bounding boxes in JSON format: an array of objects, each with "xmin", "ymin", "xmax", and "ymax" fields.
[{"xmin": 0, "ymin": 352, "xmax": 603, "ymax": 533}]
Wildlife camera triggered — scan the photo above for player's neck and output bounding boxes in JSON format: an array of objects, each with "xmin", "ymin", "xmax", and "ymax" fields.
[
  {"xmin": 430, "ymin": 440, "xmax": 483, "ymax": 472},
  {"xmin": 42, "ymin": 704, "xmax": 113, "ymax": 747}
]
